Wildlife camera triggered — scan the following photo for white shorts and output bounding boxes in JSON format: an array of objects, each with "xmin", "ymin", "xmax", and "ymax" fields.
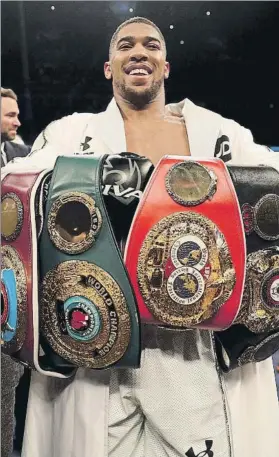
[
  {"xmin": 22, "ymin": 326, "xmax": 279, "ymax": 457},
  {"xmin": 108, "ymin": 326, "xmax": 231, "ymax": 457}
]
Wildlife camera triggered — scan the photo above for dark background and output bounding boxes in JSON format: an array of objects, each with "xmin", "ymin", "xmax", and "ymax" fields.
[{"xmin": 1, "ymin": 1, "xmax": 279, "ymax": 145}]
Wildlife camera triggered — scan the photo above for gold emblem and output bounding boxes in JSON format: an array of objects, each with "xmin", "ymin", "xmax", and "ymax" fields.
[
  {"xmin": 165, "ymin": 162, "xmax": 217, "ymax": 206},
  {"xmin": 236, "ymin": 248, "xmax": 279, "ymax": 333},
  {"xmin": 47, "ymin": 192, "xmax": 102, "ymax": 254},
  {"xmin": 40, "ymin": 260, "xmax": 131, "ymax": 368},
  {"xmin": 1, "ymin": 193, "xmax": 24, "ymax": 241},
  {"xmin": 1, "ymin": 246, "xmax": 27, "ymax": 352},
  {"xmin": 137, "ymin": 212, "xmax": 236, "ymax": 327}
]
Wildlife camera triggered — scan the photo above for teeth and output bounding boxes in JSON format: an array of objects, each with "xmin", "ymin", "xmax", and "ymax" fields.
[{"xmin": 129, "ymin": 68, "xmax": 149, "ymax": 75}]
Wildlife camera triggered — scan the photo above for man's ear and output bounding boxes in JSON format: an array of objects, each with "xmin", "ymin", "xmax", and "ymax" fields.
[
  {"xmin": 164, "ymin": 61, "xmax": 170, "ymax": 80},
  {"xmin": 104, "ymin": 62, "xmax": 112, "ymax": 80}
]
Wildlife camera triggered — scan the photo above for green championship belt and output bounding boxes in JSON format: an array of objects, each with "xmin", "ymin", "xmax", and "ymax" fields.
[{"xmin": 39, "ymin": 155, "xmax": 140, "ymax": 369}]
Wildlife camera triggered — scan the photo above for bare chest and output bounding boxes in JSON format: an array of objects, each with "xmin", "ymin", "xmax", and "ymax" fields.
[{"xmin": 125, "ymin": 118, "xmax": 191, "ymax": 165}]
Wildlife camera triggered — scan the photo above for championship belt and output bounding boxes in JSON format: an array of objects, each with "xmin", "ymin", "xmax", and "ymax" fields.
[
  {"xmin": 1, "ymin": 170, "xmax": 50, "ymax": 369},
  {"xmin": 39, "ymin": 155, "xmax": 141, "ymax": 370},
  {"xmin": 215, "ymin": 165, "xmax": 279, "ymax": 371},
  {"xmin": 125, "ymin": 156, "xmax": 246, "ymax": 330}
]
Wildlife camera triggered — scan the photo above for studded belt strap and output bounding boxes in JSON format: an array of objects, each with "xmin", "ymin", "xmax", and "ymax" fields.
[
  {"xmin": 125, "ymin": 156, "xmax": 246, "ymax": 330},
  {"xmin": 40, "ymin": 155, "xmax": 140, "ymax": 370},
  {"xmin": 215, "ymin": 165, "xmax": 279, "ymax": 371},
  {"xmin": 1, "ymin": 170, "xmax": 49, "ymax": 368}
]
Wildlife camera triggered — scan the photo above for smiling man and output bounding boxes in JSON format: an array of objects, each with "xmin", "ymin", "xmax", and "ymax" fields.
[
  {"xmin": 107, "ymin": 21, "xmax": 168, "ymax": 108},
  {"xmin": 2, "ymin": 17, "xmax": 279, "ymax": 457},
  {"xmin": 104, "ymin": 20, "xmax": 190, "ymax": 164}
]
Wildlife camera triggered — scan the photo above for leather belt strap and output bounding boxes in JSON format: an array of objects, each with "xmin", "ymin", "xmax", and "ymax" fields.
[
  {"xmin": 215, "ymin": 165, "xmax": 279, "ymax": 370},
  {"xmin": 228, "ymin": 165, "xmax": 279, "ymax": 250},
  {"xmin": 1, "ymin": 171, "xmax": 49, "ymax": 368},
  {"xmin": 125, "ymin": 156, "xmax": 246, "ymax": 330},
  {"xmin": 40, "ymin": 155, "xmax": 140, "ymax": 369},
  {"xmin": 215, "ymin": 324, "xmax": 279, "ymax": 372},
  {"xmin": 229, "ymin": 165, "xmax": 279, "ymax": 333}
]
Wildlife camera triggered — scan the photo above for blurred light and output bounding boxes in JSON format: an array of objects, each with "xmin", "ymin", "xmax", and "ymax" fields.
[
  {"xmin": 206, "ymin": 11, "xmax": 211, "ymax": 16},
  {"xmin": 180, "ymin": 40, "xmax": 184, "ymax": 45},
  {"xmin": 129, "ymin": 8, "xmax": 134, "ymax": 13},
  {"xmin": 170, "ymin": 25, "xmax": 174, "ymax": 30},
  {"xmin": 51, "ymin": 5, "xmax": 55, "ymax": 10},
  {"xmin": 269, "ymin": 103, "xmax": 274, "ymax": 109}
]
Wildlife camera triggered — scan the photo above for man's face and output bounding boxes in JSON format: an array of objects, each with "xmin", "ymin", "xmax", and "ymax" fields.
[
  {"xmin": 1, "ymin": 97, "xmax": 21, "ymax": 141},
  {"xmin": 104, "ymin": 23, "xmax": 170, "ymax": 108}
]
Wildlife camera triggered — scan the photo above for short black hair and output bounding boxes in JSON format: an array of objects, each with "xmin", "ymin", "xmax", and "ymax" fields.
[{"xmin": 109, "ymin": 16, "xmax": 166, "ymax": 58}]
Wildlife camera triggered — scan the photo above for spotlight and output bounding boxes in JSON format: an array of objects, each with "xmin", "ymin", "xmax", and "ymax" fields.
[
  {"xmin": 170, "ymin": 25, "xmax": 174, "ymax": 30},
  {"xmin": 180, "ymin": 40, "xmax": 184, "ymax": 45},
  {"xmin": 129, "ymin": 8, "xmax": 134, "ymax": 13},
  {"xmin": 51, "ymin": 5, "xmax": 55, "ymax": 10},
  {"xmin": 206, "ymin": 11, "xmax": 211, "ymax": 16}
]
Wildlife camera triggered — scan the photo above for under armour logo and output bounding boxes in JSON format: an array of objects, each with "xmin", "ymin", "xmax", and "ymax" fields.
[
  {"xmin": 214, "ymin": 135, "xmax": 231, "ymax": 162},
  {"xmin": 81, "ymin": 136, "xmax": 93, "ymax": 151},
  {"xmin": 185, "ymin": 440, "xmax": 214, "ymax": 457}
]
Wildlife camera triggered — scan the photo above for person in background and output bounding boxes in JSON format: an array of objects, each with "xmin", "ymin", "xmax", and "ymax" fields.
[{"xmin": 1, "ymin": 87, "xmax": 31, "ymax": 167}]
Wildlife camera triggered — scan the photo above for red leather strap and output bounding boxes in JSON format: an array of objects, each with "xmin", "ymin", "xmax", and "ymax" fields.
[
  {"xmin": 125, "ymin": 156, "xmax": 246, "ymax": 330},
  {"xmin": 1, "ymin": 171, "xmax": 44, "ymax": 365}
]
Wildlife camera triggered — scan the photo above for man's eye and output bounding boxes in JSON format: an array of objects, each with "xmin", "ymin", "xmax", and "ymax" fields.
[
  {"xmin": 147, "ymin": 44, "xmax": 160, "ymax": 50},
  {"xmin": 119, "ymin": 44, "xmax": 132, "ymax": 50}
]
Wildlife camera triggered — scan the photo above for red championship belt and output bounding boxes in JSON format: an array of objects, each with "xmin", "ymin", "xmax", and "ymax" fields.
[
  {"xmin": 125, "ymin": 156, "xmax": 246, "ymax": 330},
  {"xmin": 1, "ymin": 170, "xmax": 50, "ymax": 369}
]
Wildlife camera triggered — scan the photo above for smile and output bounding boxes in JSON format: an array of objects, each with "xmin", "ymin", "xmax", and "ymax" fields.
[
  {"xmin": 124, "ymin": 64, "xmax": 153, "ymax": 76},
  {"xmin": 129, "ymin": 69, "xmax": 149, "ymax": 76}
]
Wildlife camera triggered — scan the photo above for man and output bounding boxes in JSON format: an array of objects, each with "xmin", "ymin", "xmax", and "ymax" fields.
[
  {"xmin": 3, "ymin": 17, "xmax": 279, "ymax": 457},
  {"xmin": 1, "ymin": 87, "xmax": 30, "ymax": 167}
]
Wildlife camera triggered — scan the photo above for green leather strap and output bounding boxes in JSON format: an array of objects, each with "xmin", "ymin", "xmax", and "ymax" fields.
[{"xmin": 40, "ymin": 155, "xmax": 140, "ymax": 369}]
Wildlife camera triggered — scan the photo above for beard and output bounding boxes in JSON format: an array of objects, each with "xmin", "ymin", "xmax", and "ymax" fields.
[
  {"xmin": 115, "ymin": 76, "xmax": 165, "ymax": 110},
  {"xmin": 1, "ymin": 132, "xmax": 11, "ymax": 142}
]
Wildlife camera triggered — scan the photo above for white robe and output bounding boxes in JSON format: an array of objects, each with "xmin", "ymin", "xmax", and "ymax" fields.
[{"xmin": 3, "ymin": 99, "xmax": 279, "ymax": 457}]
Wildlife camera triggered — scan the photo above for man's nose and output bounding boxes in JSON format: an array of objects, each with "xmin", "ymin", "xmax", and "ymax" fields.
[
  {"xmin": 13, "ymin": 117, "xmax": 21, "ymax": 128},
  {"xmin": 129, "ymin": 45, "xmax": 148, "ymax": 61}
]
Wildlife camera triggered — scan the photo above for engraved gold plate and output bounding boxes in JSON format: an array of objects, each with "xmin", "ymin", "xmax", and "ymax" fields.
[
  {"xmin": 1, "ymin": 193, "xmax": 24, "ymax": 241},
  {"xmin": 165, "ymin": 162, "xmax": 217, "ymax": 206},
  {"xmin": 47, "ymin": 192, "xmax": 102, "ymax": 255},
  {"xmin": 1, "ymin": 246, "xmax": 27, "ymax": 352},
  {"xmin": 237, "ymin": 248, "xmax": 279, "ymax": 333},
  {"xmin": 40, "ymin": 260, "xmax": 131, "ymax": 368},
  {"xmin": 137, "ymin": 211, "xmax": 236, "ymax": 327}
]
